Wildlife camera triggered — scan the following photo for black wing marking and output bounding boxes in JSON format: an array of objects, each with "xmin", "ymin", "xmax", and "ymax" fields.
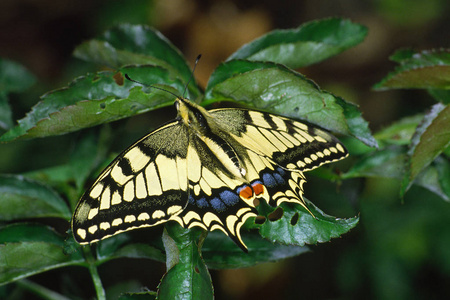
[
  {"xmin": 71, "ymin": 121, "xmax": 190, "ymax": 244},
  {"xmin": 209, "ymin": 108, "xmax": 348, "ymax": 209}
]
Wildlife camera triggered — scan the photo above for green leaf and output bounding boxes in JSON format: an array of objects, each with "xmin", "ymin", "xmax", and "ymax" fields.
[
  {"xmin": 436, "ymin": 156, "xmax": 450, "ymax": 200},
  {"xmin": 73, "ymin": 24, "xmax": 200, "ymax": 99},
  {"xmin": 0, "ymin": 58, "xmax": 36, "ymax": 93},
  {"xmin": 0, "ymin": 224, "xmax": 83, "ymax": 285},
  {"xmin": 343, "ymin": 146, "xmax": 406, "ymax": 179},
  {"xmin": 335, "ymin": 96, "xmax": 378, "ymax": 148},
  {"xmin": 259, "ymin": 201, "xmax": 359, "ymax": 247},
  {"xmin": 413, "ymin": 158, "xmax": 450, "ymax": 201},
  {"xmin": 0, "ymin": 223, "xmax": 65, "ymax": 244},
  {"xmin": 68, "ymin": 127, "xmax": 110, "ymax": 194},
  {"xmin": 205, "ymin": 60, "xmax": 377, "ymax": 147},
  {"xmin": 401, "ymin": 103, "xmax": 450, "ymax": 196},
  {"xmin": 95, "ymin": 232, "xmax": 165, "ymax": 264},
  {"xmin": 374, "ymin": 114, "xmax": 424, "ymax": 145},
  {"xmin": 1, "ymin": 66, "xmax": 182, "ymax": 142},
  {"xmin": 343, "ymin": 146, "xmax": 450, "ymax": 201},
  {"xmin": 0, "ymin": 93, "xmax": 13, "ymax": 130},
  {"xmin": 157, "ymin": 224, "xmax": 213, "ymax": 300},
  {"xmin": 202, "ymin": 231, "xmax": 309, "ymax": 269},
  {"xmin": 227, "ymin": 18, "xmax": 367, "ymax": 68},
  {"xmin": 374, "ymin": 49, "xmax": 450, "ymax": 90},
  {"xmin": 0, "ymin": 174, "xmax": 71, "ymax": 221},
  {"xmin": 428, "ymin": 88, "xmax": 450, "ymax": 104},
  {"xmin": 0, "ymin": 59, "xmax": 36, "ymax": 131}
]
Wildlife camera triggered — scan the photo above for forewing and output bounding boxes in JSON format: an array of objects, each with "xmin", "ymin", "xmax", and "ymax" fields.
[{"xmin": 72, "ymin": 121, "xmax": 189, "ymax": 244}]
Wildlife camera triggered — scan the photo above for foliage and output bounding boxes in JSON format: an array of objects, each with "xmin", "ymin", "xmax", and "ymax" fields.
[{"xmin": 0, "ymin": 17, "xmax": 448, "ymax": 299}]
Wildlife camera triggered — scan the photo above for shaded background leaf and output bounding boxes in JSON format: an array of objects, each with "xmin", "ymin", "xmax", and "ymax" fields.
[
  {"xmin": 0, "ymin": 224, "xmax": 83, "ymax": 285},
  {"xmin": 0, "ymin": 174, "xmax": 71, "ymax": 221},
  {"xmin": 1, "ymin": 66, "xmax": 183, "ymax": 142},
  {"xmin": 401, "ymin": 103, "xmax": 450, "ymax": 196},
  {"xmin": 374, "ymin": 49, "xmax": 450, "ymax": 90},
  {"xmin": 227, "ymin": 18, "xmax": 368, "ymax": 68},
  {"xmin": 74, "ymin": 24, "xmax": 201, "ymax": 99}
]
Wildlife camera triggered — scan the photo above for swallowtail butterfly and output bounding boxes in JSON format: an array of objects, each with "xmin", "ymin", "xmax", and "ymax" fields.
[{"xmin": 71, "ymin": 67, "xmax": 348, "ymax": 252}]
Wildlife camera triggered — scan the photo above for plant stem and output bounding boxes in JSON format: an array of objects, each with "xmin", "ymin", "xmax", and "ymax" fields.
[
  {"xmin": 16, "ymin": 279, "xmax": 71, "ymax": 300},
  {"xmin": 83, "ymin": 246, "xmax": 106, "ymax": 300}
]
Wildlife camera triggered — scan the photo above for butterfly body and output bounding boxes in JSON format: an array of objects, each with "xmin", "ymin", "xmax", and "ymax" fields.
[{"xmin": 72, "ymin": 96, "xmax": 348, "ymax": 252}]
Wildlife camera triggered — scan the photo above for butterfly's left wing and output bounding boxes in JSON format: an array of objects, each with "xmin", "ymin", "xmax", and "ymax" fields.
[{"xmin": 72, "ymin": 121, "xmax": 190, "ymax": 244}]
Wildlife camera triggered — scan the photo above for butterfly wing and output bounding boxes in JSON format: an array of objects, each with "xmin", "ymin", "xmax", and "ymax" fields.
[
  {"xmin": 169, "ymin": 133, "xmax": 259, "ymax": 252},
  {"xmin": 72, "ymin": 121, "xmax": 190, "ymax": 244},
  {"xmin": 72, "ymin": 105, "xmax": 348, "ymax": 252},
  {"xmin": 209, "ymin": 108, "xmax": 348, "ymax": 210}
]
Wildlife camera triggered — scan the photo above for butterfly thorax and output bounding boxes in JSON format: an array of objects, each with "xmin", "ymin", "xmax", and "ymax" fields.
[{"xmin": 176, "ymin": 97, "xmax": 247, "ymax": 180}]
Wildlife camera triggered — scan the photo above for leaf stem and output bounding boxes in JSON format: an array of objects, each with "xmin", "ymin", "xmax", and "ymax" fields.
[
  {"xmin": 83, "ymin": 246, "xmax": 106, "ymax": 300},
  {"xmin": 16, "ymin": 279, "xmax": 71, "ymax": 300}
]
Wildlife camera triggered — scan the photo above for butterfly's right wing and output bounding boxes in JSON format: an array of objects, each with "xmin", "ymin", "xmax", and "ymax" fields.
[
  {"xmin": 72, "ymin": 121, "xmax": 190, "ymax": 244},
  {"xmin": 209, "ymin": 108, "xmax": 348, "ymax": 211}
]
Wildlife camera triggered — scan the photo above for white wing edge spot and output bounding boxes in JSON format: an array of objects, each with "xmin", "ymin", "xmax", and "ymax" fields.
[
  {"xmin": 88, "ymin": 225, "xmax": 98, "ymax": 234},
  {"xmin": 100, "ymin": 222, "xmax": 110, "ymax": 230},
  {"xmin": 183, "ymin": 211, "xmax": 202, "ymax": 223},
  {"xmin": 226, "ymin": 215, "xmax": 238, "ymax": 237},
  {"xmin": 138, "ymin": 212, "xmax": 150, "ymax": 221},
  {"xmin": 112, "ymin": 218, "xmax": 123, "ymax": 226},
  {"xmin": 203, "ymin": 212, "xmax": 223, "ymax": 227},
  {"xmin": 152, "ymin": 210, "xmax": 165, "ymax": 219},
  {"xmin": 124, "ymin": 215, "xmax": 136, "ymax": 223},
  {"xmin": 336, "ymin": 143, "xmax": 346, "ymax": 153},
  {"xmin": 77, "ymin": 229, "xmax": 87, "ymax": 240}
]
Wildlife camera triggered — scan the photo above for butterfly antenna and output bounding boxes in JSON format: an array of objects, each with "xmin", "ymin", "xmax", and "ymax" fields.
[
  {"xmin": 183, "ymin": 54, "xmax": 202, "ymax": 98},
  {"xmin": 124, "ymin": 74, "xmax": 180, "ymax": 99}
]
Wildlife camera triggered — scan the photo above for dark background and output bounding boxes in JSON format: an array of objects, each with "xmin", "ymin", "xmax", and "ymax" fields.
[{"xmin": 1, "ymin": 0, "xmax": 449, "ymax": 299}]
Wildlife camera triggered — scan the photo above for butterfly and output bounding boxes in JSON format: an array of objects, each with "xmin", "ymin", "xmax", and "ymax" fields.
[{"xmin": 71, "ymin": 79, "xmax": 348, "ymax": 252}]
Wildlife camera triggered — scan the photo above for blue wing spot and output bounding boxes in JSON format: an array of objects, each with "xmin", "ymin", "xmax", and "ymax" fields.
[
  {"xmin": 273, "ymin": 173, "xmax": 285, "ymax": 185},
  {"xmin": 211, "ymin": 197, "xmax": 226, "ymax": 212},
  {"xmin": 277, "ymin": 167, "xmax": 285, "ymax": 176},
  {"xmin": 220, "ymin": 190, "xmax": 240, "ymax": 206},
  {"xmin": 188, "ymin": 195, "xmax": 195, "ymax": 205},
  {"xmin": 262, "ymin": 173, "xmax": 277, "ymax": 188},
  {"xmin": 196, "ymin": 197, "xmax": 209, "ymax": 208},
  {"xmin": 252, "ymin": 180, "xmax": 263, "ymax": 185}
]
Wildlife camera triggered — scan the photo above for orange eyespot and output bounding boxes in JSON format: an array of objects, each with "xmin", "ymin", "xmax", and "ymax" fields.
[
  {"xmin": 252, "ymin": 183, "xmax": 264, "ymax": 196},
  {"xmin": 239, "ymin": 186, "xmax": 253, "ymax": 200}
]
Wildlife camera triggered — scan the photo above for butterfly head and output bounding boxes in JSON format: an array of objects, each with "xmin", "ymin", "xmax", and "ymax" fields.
[{"xmin": 175, "ymin": 97, "xmax": 211, "ymax": 134}]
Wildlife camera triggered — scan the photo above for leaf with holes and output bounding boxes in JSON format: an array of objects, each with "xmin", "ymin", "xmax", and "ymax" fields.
[{"xmin": 259, "ymin": 201, "xmax": 359, "ymax": 246}]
